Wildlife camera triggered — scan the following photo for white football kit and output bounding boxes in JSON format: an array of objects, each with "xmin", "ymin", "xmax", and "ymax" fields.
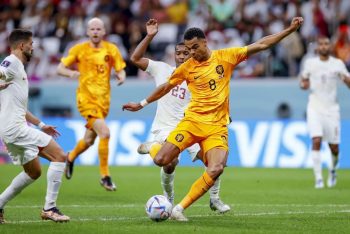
[
  {"xmin": 301, "ymin": 56, "xmax": 350, "ymax": 143},
  {"xmin": 145, "ymin": 59, "xmax": 199, "ymax": 160},
  {"xmin": 0, "ymin": 54, "xmax": 51, "ymax": 165}
]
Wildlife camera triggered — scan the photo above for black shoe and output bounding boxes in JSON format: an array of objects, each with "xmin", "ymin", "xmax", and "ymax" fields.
[
  {"xmin": 100, "ymin": 176, "xmax": 116, "ymax": 191},
  {"xmin": 0, "ymin": 208, "xmax": 5, "ymax": 224},
  {"xmin": 65, "ymin": 157, "xmax": 74, "ymax": 180}
]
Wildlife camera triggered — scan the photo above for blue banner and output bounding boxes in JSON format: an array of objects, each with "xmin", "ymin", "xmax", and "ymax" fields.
[
  {"xmin": 32, "ymin": 118, "xmax": 350, "ymax": 169},
  {"xmin": 0, "ymin": 118, "xmax": 350, "ymax": 168}
]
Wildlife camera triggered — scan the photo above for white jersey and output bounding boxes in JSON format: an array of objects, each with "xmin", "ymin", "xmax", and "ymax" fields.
[
  {"xmin": 146, "ymin": 59, "xmax": 191, "ymax": 133},
  {"xmin": 0, "ymin": 54, "xmax": 51, "ymax": 165},
  {"xmin": 0, "ymin": 54, "xmax": 29, "ymax": 140},
  {"xmin": 301, "ymin": 56, "xmax": 350, "ymax": 114}
]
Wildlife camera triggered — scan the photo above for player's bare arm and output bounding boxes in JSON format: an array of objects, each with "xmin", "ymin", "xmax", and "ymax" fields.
[
  {"xmin": 116, "ymin": 69, "xmax": 126, "ymax": 86},
  {"xmin": 247, "ymin": 17, "xmax": 304, "ymax": 56},
  {"xmin": 122, "ymin": 81, "xmax": 176, "ymax": 112},
  {"xmin": 130, "ymin": 18, "xmax": 159, "ymax": 71},
  {"xmin": 56, "ymin": 62, "xmax": 80, "ymax": 79},
  {"xmin": 340, "ymin": 73, "xmax": 350, "ymax": 89},
  {"xmin": 0, "ymin": 82, "xmax": 12, "ymax": 90},
  {"xmin": 25, "ymin": 111, "xmax": 60, "ymax": 138}
]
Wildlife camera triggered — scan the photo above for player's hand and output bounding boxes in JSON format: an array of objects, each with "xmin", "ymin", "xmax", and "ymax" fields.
[
  {"xmin": 122, "ymin": 102, "xmax": 143, "ymax": 112},
  {"xmin": 146, "ymin": 19, "xmax": 158, "ymax": 37},
  {"xmin": 116, "ymin": 74, "xmax": 125, "ymax": 86},
  {"xmin": 0, "ymin": 82, "xmax": 12, "ymax": 90},
  {"xmin": 69, "ymin": 71, "xmax": 80, "ymax": 79},
  {"xmin": 290, "ymin": 17, "xmax": 304, "ymax": 31},
  {"xmin": 41, "ymin": 125, "xmax": 61, "ymax": 138}
]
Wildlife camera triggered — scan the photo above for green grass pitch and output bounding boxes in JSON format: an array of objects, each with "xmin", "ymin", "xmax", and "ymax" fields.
[{"xmin": 0, "ymin": 165, "xmax": 349, "ymax": 233}]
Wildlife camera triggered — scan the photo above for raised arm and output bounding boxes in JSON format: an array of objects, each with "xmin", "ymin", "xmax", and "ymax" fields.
[
  {"xmin": 122, "ymin": 81, "xmax": 176, "ymax": 112},
  {"xmin": 130, "ymin": 19, "xmax": 159, "ymax": 71},
  {"xmin": 57, "ymin": 62, "xmax": 80, "ymax": 79},
  {"xmin": 247, "ymin": 17, "xmax": 304, "ymax": 57}
]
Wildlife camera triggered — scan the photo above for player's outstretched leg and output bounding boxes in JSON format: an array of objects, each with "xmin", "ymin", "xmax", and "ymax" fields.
[
  {"xmin": 40, "ymin": 140, "xmax": 70, "ymax": 222},
  {"xmin": 161, "ymin": 159, "xmax": 178, "ymax": 205},
  {"xmin": 65, "ymin": 139, "xmax": 90, "ymax": 179},
  {"xmin": 312, "ymin": 150, "xmax": 324, "ymax": 189},
  {"xmin": 209, "ymin": 177, "xmax": 231, "ymax": 213},
  {"xmin": 171, "ymin": 171, "xmax": 215, "ymax": 221}
]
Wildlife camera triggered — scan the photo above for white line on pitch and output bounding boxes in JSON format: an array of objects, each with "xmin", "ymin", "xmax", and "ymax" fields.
[
  {"xmin": 5, "ymin": 210, "xmax": 350, "ymax": 224},
  {"xmin": 6, "ymin": 203, "xmax": 350, "ymax": 209}
]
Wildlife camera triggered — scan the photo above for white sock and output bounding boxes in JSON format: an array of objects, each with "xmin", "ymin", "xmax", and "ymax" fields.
[
  {"xmin": 0, "ymin": 171, "xmax": 35, "ymax": 209},
  {"xmin": 174, "ymin": 204, "xmax": 184, "ymax": 212},
  {"xmin": 209, "ymin": 177, "xmax": 221, "ymax": 200},
  {"xmin": 329, "ymin": 153, "xmax": 339, "ymax": 172},
  {"xmin": 311, "ymin": 150, "xmax": 323, "ymax": 181},
  {"xmin": 44, "ymin": 162, "xmax": 65, "ymax": 210},
  {"xmin": 160, "ymin": 167, "xmax": 175, "ymax": 201}
]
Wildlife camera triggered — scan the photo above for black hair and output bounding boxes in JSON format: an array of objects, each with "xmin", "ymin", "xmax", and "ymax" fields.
[
  {"xmin": 176, "ymin": 42, "xmax": 185, "ymax": 46},
  {"xmin": 8, "ymin": 29, "xmax": 33, "ymax": 49},
  {"xmin": 184, "ymin": 27, "xmax": 205, "ymax": 41}
]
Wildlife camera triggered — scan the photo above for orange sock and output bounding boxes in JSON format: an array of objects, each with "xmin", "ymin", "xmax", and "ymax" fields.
[
  {"xmin": 180, "ymin": 171, "xmax": 215, "ymax": 209},
  {"xmin": 99, "ymin": 138, "xmax": 110, "ymax": 177},
  {"xmin": 69, "ymin": 139, "xmax": 89, "ymax": 162},
  {"xmin": 149, "ymin": 142, "xmax": 162, "ymax": 159}
]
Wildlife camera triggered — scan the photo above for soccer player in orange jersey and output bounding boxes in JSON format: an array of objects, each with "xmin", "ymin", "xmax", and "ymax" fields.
[
  {"xmin": 123, "ymin": 17, "xmax": 303, "ymax": 221},
  {"xmin": 57, "ymin": 18, "xmax": 126, "ymax": 191}
]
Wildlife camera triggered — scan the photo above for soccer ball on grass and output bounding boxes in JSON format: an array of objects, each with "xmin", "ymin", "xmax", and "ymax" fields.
[{"xmin": 145, "ymin": 195, "xmax": 172, "ymax": 222}]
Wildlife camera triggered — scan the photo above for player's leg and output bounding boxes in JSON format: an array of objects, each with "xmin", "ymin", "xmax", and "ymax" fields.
[
  {"xmin": 188, "ymin": 143, "xmax": 230, "ymax": 213},
  {"xmin": 307, "ymin": 108, "xmax": 324, "ymax": 188},
  {"xmin": 39, "ymin": 139, "xmax": 70, "ymax": 222},
  {"xmin": 161, "ymin": 158, "xmax": 179, "ymax": 205},
  {"xmin": 327, "ymin": 144, "xmax": 339, "ymax": 187},
  {"xmin": 311, "ymin": 137, "xmax": 323, "ymax": 188},
  {"xmin": 92, "ymin": 118, "xmax": 116, "ymax": 191},
  {"xmin": 65, "ymin": 128, "xmax": 96, "ymax": 179},
  {"xmin": 0, "ymin": 158, "xmax": 39, "ymax": 223},
  {"xmin": 325, "ymin": 114, "xmax": 340, "ymax": 188}
]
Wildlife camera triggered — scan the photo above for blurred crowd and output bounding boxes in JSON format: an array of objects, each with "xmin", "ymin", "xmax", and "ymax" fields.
[{"xmin": 1, "ymin": 0, "xmax": 350, "ymax": 81}]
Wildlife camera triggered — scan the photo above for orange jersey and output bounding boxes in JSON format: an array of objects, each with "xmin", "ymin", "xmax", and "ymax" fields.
[
  {"xmin": 168, "ymin": 47, "xmax": 247, "ymax": 125},
  {"xmin": 61, "ymin": 41, "xmax": 126, "ymax": 118}
]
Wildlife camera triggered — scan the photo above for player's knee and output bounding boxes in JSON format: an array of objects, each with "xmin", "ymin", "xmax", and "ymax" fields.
[
  {"xmin": 154, "ymin": 155, "xmax": 169, "ymax": 167},
  {"xmin": 26, "ymin": 169, "xmax": 41, "ymax": 180},
  {"xmin": 207, "ymin": 164, "xmax": 225, "ymax": 179},
  {"xmin": 330, "ymin": 146, "xmax": 339, "ymax": 155},
  {"xmin": 163, "ymin": 159, "xmax": 178, "ymax": 174},
  {"xmin": 312, "ymin": 138, "xmax": 322, "ymax": 149},
  {"xmin": 85, "ymin": 138, "xmax": 95, "ymax": 147},
  {"xmin": 99, "ymin": 128, "xmax": 110, "ymax": 139}
]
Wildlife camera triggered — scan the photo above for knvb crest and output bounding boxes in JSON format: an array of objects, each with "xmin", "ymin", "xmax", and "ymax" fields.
[
  {"xmin": 216, "ymin": 65, "xmax": 224, "ymax": 78},
  {"xmin": 175, "ymin": 134, "xmax": 184, "ymax": 142}
]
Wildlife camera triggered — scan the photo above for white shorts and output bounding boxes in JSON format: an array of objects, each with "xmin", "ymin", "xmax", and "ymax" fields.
[
  {"xmin": 306, "ymin": 107, "xmax": 340, "ymax": 144},
  {"xmin": 2, "ymin": 126, "xmax": 52, "ymax": 165},
  {"xmin": 152, "ymin": 129, "xmax": 200, "ymax": 161}
]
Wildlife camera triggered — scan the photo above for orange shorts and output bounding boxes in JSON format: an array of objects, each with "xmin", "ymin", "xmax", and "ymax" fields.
[{"xmin": 166, "ymin": 120, "xmax": 228, "ymax": 164}]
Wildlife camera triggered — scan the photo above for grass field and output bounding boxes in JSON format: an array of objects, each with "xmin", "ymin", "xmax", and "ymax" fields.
[{"xmin": 0, "ymin": 165, "xmax": 349, "ymax": 233}]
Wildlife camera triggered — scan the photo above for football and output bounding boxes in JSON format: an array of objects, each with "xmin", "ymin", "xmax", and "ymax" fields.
[{"xmin": 145, "ymin": 195, "xmax": 172, "ymax": 222}]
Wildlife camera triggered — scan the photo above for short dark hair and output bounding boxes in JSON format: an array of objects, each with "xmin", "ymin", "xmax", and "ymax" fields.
[
  {"xmin": 176, "ymin": 42, "xmax": 185, "ymax": 47},
  {"xmin": 184, "ymin": 27, "xmax": 205, "ymax": 41},
  {"xmin": 8, "ymin": 29, "xmax": 33, "ymax": 49}
]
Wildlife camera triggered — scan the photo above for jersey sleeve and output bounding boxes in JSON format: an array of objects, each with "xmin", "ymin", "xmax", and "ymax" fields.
[
  {"xmin": 0, "ymin": 59, "xmax": 17, "ymax": 82},
  {"xmin": 111, "ymin": 45, "xmax": 126, "ymax": 72},
  {"xmin": 300, "ymin": 59, "xmax": 311, "ymax": 79},
  {"xmin": 217, "ymin": 46, "xmax": 248, "ymax": 66},
  {"xmin": 61, "ymin": 44, "xmax": 80, "ymax": 67},
  {"xmin": 168, "ymin": 62, "xmax": 187, "ymax": 86}
]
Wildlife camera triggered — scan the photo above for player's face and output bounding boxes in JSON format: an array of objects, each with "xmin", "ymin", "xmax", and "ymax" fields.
[
  {"xmin": 317, "ymin": 38, "xmax": 331, "ymax": 57},
  {"xmin": 184, "ymin": 37, "xmax": 208, "ymax": 62},
  {"xmin": 87, "ymin": 21, "xmax": 106, "ymax": 44},
  {"xmin": 174, "ymin": 45, "xmax": 190, "ymax": 67},
  {"xmin": 22, "ymin": 37, "xmax": 33, "ymax": 62}
]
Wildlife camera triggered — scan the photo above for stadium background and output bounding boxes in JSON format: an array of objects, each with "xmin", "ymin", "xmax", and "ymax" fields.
[{"xmin": 1, "ymin": 0, "xmax": 350, "ymax": 168}]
